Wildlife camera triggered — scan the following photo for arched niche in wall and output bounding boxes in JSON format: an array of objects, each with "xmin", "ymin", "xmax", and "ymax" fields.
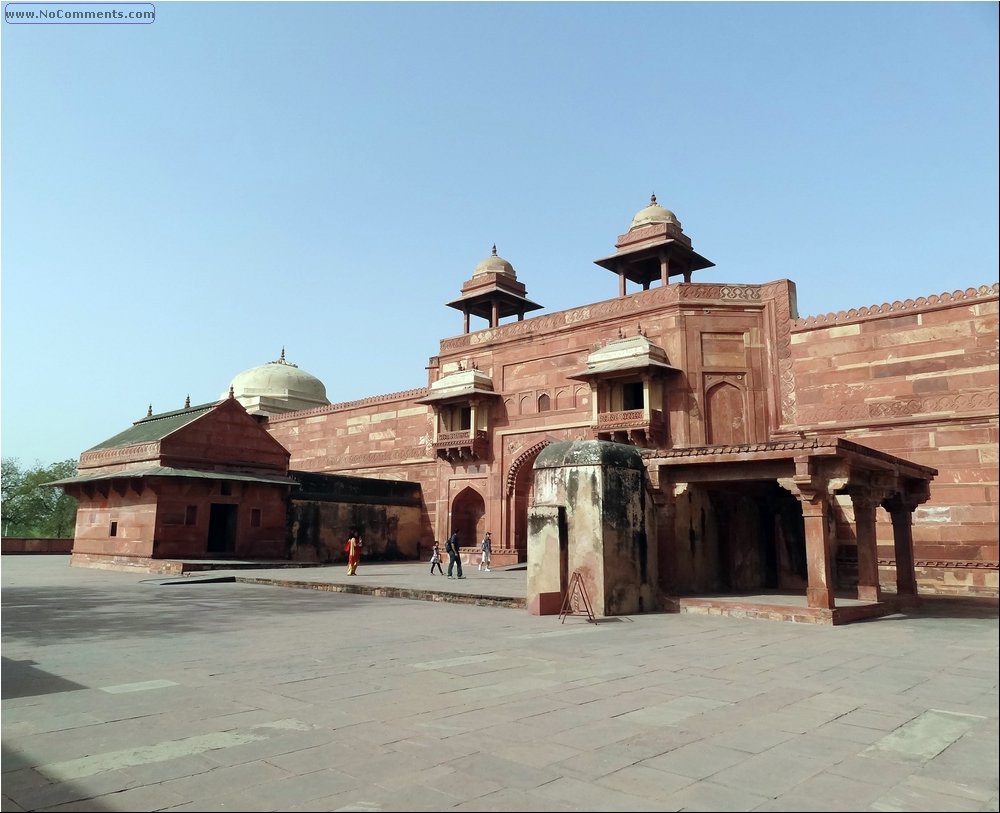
[{"xmin": 705, "ymin": 376, "xmax": 748, "ymax": 445}]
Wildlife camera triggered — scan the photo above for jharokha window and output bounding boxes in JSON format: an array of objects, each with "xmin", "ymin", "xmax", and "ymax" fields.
[
  {"xmin": 441, "ymin": 404, "xmax": 472, "ymax": 432},
  {"xmin": 621, "ymin": 381, "xmax": 644, "ymax": 410}
]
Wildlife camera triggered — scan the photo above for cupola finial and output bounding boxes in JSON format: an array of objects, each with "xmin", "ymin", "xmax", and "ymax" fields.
[
  {"xmin": 650, "ymin": 193, "xmax": 657, "ymax": 205},
  {"xmin": 184, "ymin": 394, "xmax": 190, "ymax": 408},
  {"xmin": 147, "ymin": 404, "xmax": 153, "ymax": 417}
]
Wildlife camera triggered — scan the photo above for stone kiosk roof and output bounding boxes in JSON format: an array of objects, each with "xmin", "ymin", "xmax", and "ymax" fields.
[
  {"xmin": 643, "ymin": 436, "xmax": 937, "ymax": 475},
  {"xmin": 643, "ymin": 436, "xmax": 937, "ymax": 507}
]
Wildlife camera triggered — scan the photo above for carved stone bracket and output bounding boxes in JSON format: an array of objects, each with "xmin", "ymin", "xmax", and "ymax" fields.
[{"xmin": 778, "ymin": 456, "xmax": 847, "ymax": 503}]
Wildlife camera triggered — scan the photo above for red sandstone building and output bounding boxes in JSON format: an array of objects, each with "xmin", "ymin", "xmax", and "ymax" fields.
[{"xmin": 56, "ymin": 196, "xmax": 999, "ymax": 618}]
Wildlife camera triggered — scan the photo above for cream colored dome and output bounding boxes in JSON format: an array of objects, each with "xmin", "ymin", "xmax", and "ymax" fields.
[
  {"xmin": 629, "ymin": 193, "xmax": 681, "ymax": 231},
  {"xmin": 226, "ymin": 349, "xmax": 330, "ymax": 415},
  {"xmin": 473, "ymin": 244, "xmax": 516, "ymax": 278}
]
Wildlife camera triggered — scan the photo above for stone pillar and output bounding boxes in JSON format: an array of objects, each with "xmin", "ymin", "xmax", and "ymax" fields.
[
  {"xmin": 618, "ymin": 271, "xmax": 626, "ymax": 298},
  {"xmin": 659, "ymin": 251, "xmax": 669, "ymax": 286},
  {"xmin": 491, "ymin": 300, "xmax": 499, "ymax": 328},
  {"xmin": 800, "ymin": 494, "xmax": 836, "ymax": 610},
  {"xmin": 652, "ymin": 481, "xmax": 678, "ymax": 597},
  {"xmin": 884, "ymin": 494, "xmax": 920, "ymax": 606},
  {"xmin": 781, "ymin": 456, "xmax": 840, "ymax": 611},
  {"xmin": 849, "ymin": 492, "xmax": 882, "ymax": 603},
  {"xmin": 463, "ymin": 309, "xmax": 470, "ymax": 334}
]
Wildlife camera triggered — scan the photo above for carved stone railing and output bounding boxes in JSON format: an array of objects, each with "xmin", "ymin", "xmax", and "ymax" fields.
[
  {"xmin": 594, "ymin": 409, "xmax": 666, "ymax": 446},
  {"xmin": 597, "ymin": 409, "xmax": 647, "ymax": 429},
  {"xmin": 434, "ymin": 430, "xmax": 490, "ymax": 461}
]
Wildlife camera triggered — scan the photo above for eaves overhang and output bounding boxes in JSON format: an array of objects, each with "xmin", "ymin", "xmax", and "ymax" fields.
[{"xmin": 46, "ymin": 466, "xmax": 296, "ymax": 488}]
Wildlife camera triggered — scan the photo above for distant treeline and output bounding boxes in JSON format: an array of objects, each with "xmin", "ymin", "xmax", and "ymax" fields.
[{"xmin": 1, "ymin": 458, "xmax": 78, "ymax": 539}]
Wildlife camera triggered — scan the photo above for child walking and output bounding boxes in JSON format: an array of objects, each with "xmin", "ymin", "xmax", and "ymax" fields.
[
  {"xmin": 429, "ymin": 541, "xmax": 443, "ymax": 575},
  {"xmin": 478, "ymin": 531, "xmax": 492, "ymax": 571}
]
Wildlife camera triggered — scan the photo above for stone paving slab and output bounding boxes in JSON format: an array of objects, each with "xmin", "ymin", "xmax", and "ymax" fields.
[{"xmin": 2, "ymin": 555, "xmax": 998, "ymax": 812}]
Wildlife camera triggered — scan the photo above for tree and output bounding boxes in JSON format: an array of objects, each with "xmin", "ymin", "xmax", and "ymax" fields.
[{"xmin": 1, "ymin": 458, "xmax": 79, "ymax": 538}]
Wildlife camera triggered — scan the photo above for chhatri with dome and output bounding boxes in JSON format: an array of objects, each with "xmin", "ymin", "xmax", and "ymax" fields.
[{"xmin": 53, "ymin": 194, "xmax": 998, "ymax": 618}]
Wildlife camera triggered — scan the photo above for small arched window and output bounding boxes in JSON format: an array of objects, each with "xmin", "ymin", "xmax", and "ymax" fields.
[{"xmin": 537, "ymin": 393, "xmax": 551, "ymax": 413}]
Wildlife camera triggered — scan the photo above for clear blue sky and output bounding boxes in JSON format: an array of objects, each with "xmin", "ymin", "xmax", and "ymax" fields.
[{"xmin": 2, "ymin": 1, "xmax": 998, "ymax": 467}]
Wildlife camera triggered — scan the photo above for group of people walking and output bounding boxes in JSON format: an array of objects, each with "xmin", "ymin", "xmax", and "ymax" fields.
[
  {"xmin": 429, "ymin": 530, "xmax": 491, "ymax": 577},
  {"xmin": 344, "ymin": 529, "xmax": 493, "ymax": 578}
]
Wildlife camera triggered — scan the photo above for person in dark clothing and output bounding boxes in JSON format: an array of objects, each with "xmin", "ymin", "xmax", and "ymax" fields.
[{"xmin": 445, "ymin": 531, "xmax": 464, "ymax": 579}]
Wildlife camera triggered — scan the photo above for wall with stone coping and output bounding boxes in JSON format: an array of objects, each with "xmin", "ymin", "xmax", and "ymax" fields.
[
  {"xmin": 791, "ymin": 284, "xmax": 999, "ymax": 594},
  {"xmin": 1, "ymin": 538, "xmax": 73, "ymax": 554}
]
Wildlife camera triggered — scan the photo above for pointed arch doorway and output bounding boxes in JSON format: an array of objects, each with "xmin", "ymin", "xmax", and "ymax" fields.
[
  {"xmin": 450, "ymin": 486, "xmax": 485, "ymax": 550},
  {"xmin": 506, "ymin": 440, "xmax": 550, "ymax": 562}
]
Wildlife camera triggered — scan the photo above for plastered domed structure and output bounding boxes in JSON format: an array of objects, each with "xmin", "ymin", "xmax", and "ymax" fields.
[
  {"xmin": 628, "ymin": 193, "xmax": 682, "ymax": 231},
  {"xmin": 473, "ymin": 244, "xmax": 517, "ymax": 278},
  {"xmin": 225, "ymin": 349, "xmax": 331, "ymax": 416}
]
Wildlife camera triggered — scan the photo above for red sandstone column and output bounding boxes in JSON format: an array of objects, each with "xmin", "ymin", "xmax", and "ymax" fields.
[
  {"xmin": 651, "ymin": 481, "xmax": 675, "ymax": 598},
  {"xmin": 659, "ymin": 252, "xmax": 669, "ymax": 286},
  {"xmin": 618, "ymin": 271, "xmax": 626, "ymax": 297},
  {"xmin": 800, "ymin": 495, "xmax": 836, "ymax": 610},
  {"xmin": 885, "ymin": 496, "xmax": 920, "ymax": 607},
  {"xmin": 850, "ymin": 493, "xmax": 882, "ymax": 603}
]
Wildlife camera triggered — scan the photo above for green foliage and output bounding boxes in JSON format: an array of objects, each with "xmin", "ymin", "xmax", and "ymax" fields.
[{"xmin": 1, "ymin": 458, "xmax": 78, "ymax": 538}]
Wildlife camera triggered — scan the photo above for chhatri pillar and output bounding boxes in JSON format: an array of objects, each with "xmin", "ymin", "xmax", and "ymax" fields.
[
  {"xmin": 446, "ymin": 245, "xmax": 542, "ymax": 334},
  {"xmin": 593, "ymin": 194, "xmax": 715, "ymax": 296}
]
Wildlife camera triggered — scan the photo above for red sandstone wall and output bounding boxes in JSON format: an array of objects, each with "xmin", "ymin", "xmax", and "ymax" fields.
[
  {"xmin": 267, "ymin": 390, "xmax": 444, "ymax": 538},
  {"xmin": 70, "ymin": 490, "xmax": 158, "ymax": 561},
  {"xmin": 790, "ymin": 285, "xmax": 999, "ymax": 595},
  {"xmin": 264, "ymin": 281, "xmax": 997, "ymax": 597},
  {"xmin": 152, "ymin": 480, "xmax": 287, "ymax": 560},
  {"xmin": 160, "ymin": 398, "xmax": 290, "ymax": 472},
  {"xmin": 268, "ymin": 284, "xmax": 781, "ymax": 553},
  {"xmin": 1, "ymin": 538, "xmax": 73, "ymax": 554}
]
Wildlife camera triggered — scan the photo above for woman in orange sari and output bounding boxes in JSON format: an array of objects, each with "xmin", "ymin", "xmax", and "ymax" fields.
[{"xmin": 346, "ymin": 533, "xmax": 362, "ymax": 575}]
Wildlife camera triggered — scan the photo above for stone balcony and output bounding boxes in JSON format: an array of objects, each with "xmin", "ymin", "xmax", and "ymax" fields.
[
  {"xmin": 594, "ymin": 408, "xmax": 667, "ymax": 447},
  {"xmin": 433, "ymin": 429, "xmax": 490, "ymax": 461}
]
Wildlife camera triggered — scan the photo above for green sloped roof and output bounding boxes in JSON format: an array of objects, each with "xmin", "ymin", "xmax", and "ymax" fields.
[
  {"xmin": 85, "ymin": 402, "xmax": 219, "ymax": 452},
  {"xmin": 46, "ymin": 466, "xmax": 295, "ymax": 487}
]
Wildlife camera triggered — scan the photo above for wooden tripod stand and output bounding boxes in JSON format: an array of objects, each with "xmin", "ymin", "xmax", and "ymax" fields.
[{"xmin": 558, "ymin": 569, "xmax": 596, "ymax": 623}]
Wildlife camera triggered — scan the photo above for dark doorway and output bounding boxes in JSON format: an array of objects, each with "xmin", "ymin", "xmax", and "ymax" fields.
[
  {"xmin": 207, "ymin": 503, "xmax": 237, "ymax": 555},
  {"xmin": 558, "ymin": 506, "xmax": 569, "ymax": 598},
  {"xmin": 705, "ymin": 482, "xmax": 806, "ymax": 593},
  {"xmin": 451, "ymin": 487, "xmax": 485, "ymax": 548}
]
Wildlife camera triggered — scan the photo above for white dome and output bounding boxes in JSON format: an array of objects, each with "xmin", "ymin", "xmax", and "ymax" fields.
[
  {"xmin": 473, "ymin": 244, "xmax": 516, "ymax": 278},
  {"xmin": 629, "ymin": 193, "xmax": 681, "ymax": 231},
  {"xmin": 226, "ymin": 350, "xmax": 330, "ymax": 415}
]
